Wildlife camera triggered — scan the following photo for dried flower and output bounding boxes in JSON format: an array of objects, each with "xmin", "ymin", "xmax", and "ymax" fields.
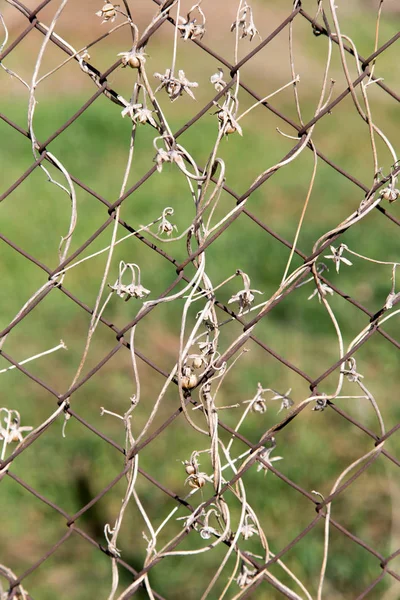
[
  {"xmin": 134, "ymin": 107, "xmax": 157, "ymax": 126},
  {"xmin": 228, "ymin": 270, "xmax": 262, "ymax": 314},
  {"xmin": 183, "ymin": 451, "xmax": 210, "ymax": 488},
  {"xmin": 236, "ymin": 563, "xmax": 256, "ymax": 588},
  {"xmin": 96, "ymin": 3, "xmax": 119, "ymax": 24},
  {"xmin": 121, "ymin": 101, "xmax": 157, "ymax": 127},
  {"xmin": 156, "ymin": 147, "xmax": 185, "ymax": 173},
  {"xmin": 252, "ymin": 397, "xmax": 267, "ymax": 414},
  {"xmin": 244, "ymin": 383, "xmax": 268, "ymax": 413},
  {"xmin": 153, "ymin": 136, "xmax": 186, "ymax": 173},
  {"xmin": 270, "ymin": 388, "xmax": 294, "ymax": 413},
  {"xmin": 256, "ymin": 438, "xmax": 283, "ymax": 472},
  {"xmin": 324, "ymin": 244, "xmax": 353, "ymax": 274},
  {"xmin": 308, "ymin": 283, "xmax": 334, "ymax": 302},
  {"xmin": 109, "ymin": 282, "xmax": 150, "ymax": 300},
  {"xmin": 312, "ymin": 395, "xmax": 328, "ymax": 411},
  {"xmin": 120, "ymin": 101, "xmax": 142, "ymax": 119},
  {"xmin": 177, "ymin": 3, "xmax": 206, "ymax": 40},
  {"xmin": 157, "ymin": 207, "xmax": 177, "ymax": 236},
  {"xmin": 0, "ymin": 410, "xmax": 32, "ymax": 444},
  {"xmin": 240, "ymin": 514, "xmax": 259, "ymax": 540},
  {"xmin": 118, "ymin": 48, "xmax": 147, "ymax": 69},
  {"xmin": 210, "ymin": 68, "xmax": 226, "ymax": 92},
  {"xmin": 154, "ymin": 69, "xmax": 198, "ymax": 101},
  {"xmin": 158, "ymin": 219, "xmax": 176, "ymax": 236},
  {"xmin": 231, "ymin": 2, "xmax": 261, "ymax": 42},
  {"xmin": 109, "ymin": 262, "xmax": 150, "ymax": 301}
]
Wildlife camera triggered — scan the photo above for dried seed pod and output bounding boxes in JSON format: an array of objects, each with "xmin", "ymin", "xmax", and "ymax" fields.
[
  {"xmin": 118, "ymin": 50, "xmax": 146, "ymax": 69},
  {"xmin": 381, "ymin": 187, "xmax": 399, "ymax": 203},
  {"xmin": 251, "ymin": 399, "xmax": 267, "ymax": 414},
  {"xmin": 102, "ymin": 3, "xmax": 116, "ymax": 16},
  {"xmin": 224, "ymin": 123, "xmax": 237, "ymax": 135},
  {"xmin": 96, "ymin": 3, "xmax": 119, "ymax": 23},
  {"xmin": 192, "ymin": 356, "xmax": 203, "ymax": 369},
  {"xmin": 184, "ymin": 461, "xmax": 196, "ymax": 475},
  {"xmin": 189, "ymin": 474, "xmax": 206, "ymax": 488},
  {"xmin": 217, "ymin": 110, "xmax": 241, "ymax": 135},
  {"xmin": 181, "ymin": 373, "xmax": 198, "ymax": 389},
  {"xmin": 126, "ymin": 55, "xmax": 140, "ymax": 68}
]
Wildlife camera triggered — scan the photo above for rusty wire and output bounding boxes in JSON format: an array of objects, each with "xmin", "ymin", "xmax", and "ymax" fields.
[{"xmin": 0, "ymin": 0, "xmax": 399, "ymax": 599}]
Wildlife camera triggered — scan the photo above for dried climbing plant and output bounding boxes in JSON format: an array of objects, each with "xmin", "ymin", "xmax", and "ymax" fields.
[{"xmin": 0, "ymin": 0, "xmax": 399, "ymax": 599}]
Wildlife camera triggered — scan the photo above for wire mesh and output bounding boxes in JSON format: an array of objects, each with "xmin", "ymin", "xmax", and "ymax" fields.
[{"xmin": 0, "ymin": 1, "xmax": 399, "ymax": 598}]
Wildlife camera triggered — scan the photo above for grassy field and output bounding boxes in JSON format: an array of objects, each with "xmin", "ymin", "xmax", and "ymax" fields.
[{"xmin": 1, "ymin": 1, "xmax": 399, "ymax": 598}]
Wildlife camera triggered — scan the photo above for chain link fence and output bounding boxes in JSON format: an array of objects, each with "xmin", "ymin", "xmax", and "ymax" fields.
[{"xmin": 0, "ymin": 0, "xmax": 399, "ymax": 598}]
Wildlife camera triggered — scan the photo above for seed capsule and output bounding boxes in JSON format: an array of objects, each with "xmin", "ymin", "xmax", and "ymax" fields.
[
  {"xmin": 184, "ymin": 462, "xmax": 196, "ymax": 475},
  {"xmin": 181, "ymin": 373, "xmax": 198, "ymax": 389},
  {"xmin": 189, "ymin": 475, "xmax": 206, "ymax": 489},
  {"xmin": 192, "ymin": 356, "xmax": 203, "ymax": 369},
  {"xmin": 381, "ymin": 187, "xmax": 399, "ymax": 203},
  {"xmin": 126, "ymin": 55, "xmax": 140, "ymax": 68}
]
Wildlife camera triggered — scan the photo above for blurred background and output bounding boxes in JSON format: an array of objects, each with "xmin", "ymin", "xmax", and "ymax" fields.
[{"xmin": 0, "ymin": 0, "xmax": 399, "ymax": 598}]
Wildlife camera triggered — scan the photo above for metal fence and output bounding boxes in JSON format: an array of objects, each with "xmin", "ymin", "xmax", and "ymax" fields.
[{"xmin": 0, "ymin": 0, "xmax": 399, "ymax": 598}]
